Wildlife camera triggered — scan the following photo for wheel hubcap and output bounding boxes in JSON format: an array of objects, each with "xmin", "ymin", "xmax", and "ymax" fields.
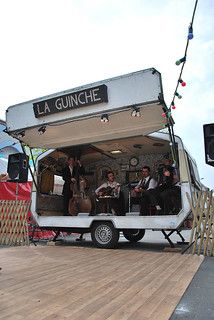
[{"xmin": 95, "ymin": 225, "xmax": 112, "ymax": 244}]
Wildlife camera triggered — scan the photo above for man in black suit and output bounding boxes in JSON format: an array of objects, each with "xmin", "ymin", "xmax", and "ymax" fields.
[
  {"xmin": 156, "ymin": 160, "xmax": 181, "ymax": 214},
  {"xmin": 62, "ymin": 156, "xmax": 85, "ymax": 216}
]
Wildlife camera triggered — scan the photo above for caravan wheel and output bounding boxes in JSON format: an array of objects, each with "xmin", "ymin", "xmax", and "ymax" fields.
[
  {"xmin": 91, "ymin": 222, "xmax": 119, "ymax": 249},
  {"xmin": 123, "ymin": 229, "xmax": 145, "ymax": 242}
]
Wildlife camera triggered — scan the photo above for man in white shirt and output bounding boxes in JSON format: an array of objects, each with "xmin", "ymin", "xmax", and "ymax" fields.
[
  {"xmin": 134, "ymin": 166, "xmax": 158, "ymax": 215},
  {"xmin": 135, "ymin": 166, "xmax": 157, "ymax": 191},
  {"xmin": 95, "ymin": 171, "xmax": 122, "ymax": 215}
]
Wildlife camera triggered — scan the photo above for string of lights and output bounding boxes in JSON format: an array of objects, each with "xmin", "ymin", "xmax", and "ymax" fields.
[
  {"xmin": 161, "ymin": 0, "xmax": 199, "ymax": 165},
  {"xmin": 163, "ymin": 0, "xmax": 198, "ymax": 118}
]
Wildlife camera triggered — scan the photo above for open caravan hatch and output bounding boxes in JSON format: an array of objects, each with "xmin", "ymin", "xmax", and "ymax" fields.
[{"xmin": 6, "ymin": 68, "xmax": 196, "ymax": 248}]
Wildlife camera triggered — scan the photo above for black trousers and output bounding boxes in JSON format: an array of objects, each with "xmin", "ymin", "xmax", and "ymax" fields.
[
  {"xmin": 96, "ymin": 197, "xmax": 124, "ymax": 215},
  {"xmin": 63, "ymin": 188, "xmax": 73, "ymax": 216},
  {"xmin": 139, "ymin": 189, "xmax": 157, "ymax": 215},
  {"xmin": 158, "ymin": 186, "xmax": 181, "ymax": 214}
]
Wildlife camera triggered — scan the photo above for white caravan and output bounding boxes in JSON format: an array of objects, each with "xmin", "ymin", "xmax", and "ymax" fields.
[{"xmin": 6, "ymin": 68, "xmax": 203, "ymax": 248}]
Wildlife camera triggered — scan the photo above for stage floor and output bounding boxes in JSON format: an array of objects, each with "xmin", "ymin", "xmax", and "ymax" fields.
[{"xmin": 0, "ymin": 244, "xmax": 203, "ymax": 320}]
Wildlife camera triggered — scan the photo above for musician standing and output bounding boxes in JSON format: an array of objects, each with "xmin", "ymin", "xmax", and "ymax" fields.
[
  {"xmin": 62, "ymin": 156, "xmax": 85, "ymax": 216},
  {"xmin": 95, "ymin": 171, "xmax": 122, "ymax": 215}
]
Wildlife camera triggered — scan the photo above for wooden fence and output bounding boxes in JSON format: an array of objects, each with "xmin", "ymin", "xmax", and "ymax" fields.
[
  {"xmin": 0, "ymin": 200, "xmax": 31, "ymax": 246},
  {"xmin": 186, "ymin": 190, "xmax": 214, "ymax": 256}
]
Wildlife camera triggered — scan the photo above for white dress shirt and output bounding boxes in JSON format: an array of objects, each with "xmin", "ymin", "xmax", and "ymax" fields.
[
  {"xmin": 95, "ymin": 181, "xmax": 121, "ymax": 198},
  {"xmin": 136, "ymin": 176, "xmax": 157, "ymax": 190}
]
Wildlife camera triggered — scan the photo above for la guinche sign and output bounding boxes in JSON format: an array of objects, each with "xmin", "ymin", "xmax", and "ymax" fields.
[{"xmin": 33, "ymin": 84, "xmax": 108, "ymax": 118}]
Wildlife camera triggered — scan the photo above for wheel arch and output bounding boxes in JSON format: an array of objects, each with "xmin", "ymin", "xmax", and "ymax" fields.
[{"xmin": 90, "ymin": 219, "xmax": 117, "ymax": 229}]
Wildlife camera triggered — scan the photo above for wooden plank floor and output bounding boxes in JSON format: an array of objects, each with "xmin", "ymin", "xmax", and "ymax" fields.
[{"xmin": 0, "ymin": 245, "xmax": 203, "ymax": 320}]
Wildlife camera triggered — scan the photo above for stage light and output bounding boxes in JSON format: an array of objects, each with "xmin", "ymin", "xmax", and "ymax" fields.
[
  {"xmin": 131, "ymin": 107, "xmax": 141, "ymax": 117},
  {"xmin": 101, "ymin": 114, "xmax": 109, "ymax": 123},
  {"xmin": 17, "ymin": 131, "xmax": 25, "ymax": 139},
  {"xmin": 38, "ymin": 126, "xmax": 46, "ymax": 135}
]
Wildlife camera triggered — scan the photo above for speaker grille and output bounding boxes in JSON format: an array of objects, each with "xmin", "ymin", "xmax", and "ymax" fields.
[
  {"xmin": 8, "ymin": 164, "xmax": 20, "ymax": 179},
  {"xmin": 203, "ymin": 124, "xmax": 214, "ymax": 167},
  {"xmin": 7, "ymin": 153, "xmax": 29, "ymax": 182},
  {"xmin": 208, "ymin": 140, "xmax": 214, "ymax": 160}
]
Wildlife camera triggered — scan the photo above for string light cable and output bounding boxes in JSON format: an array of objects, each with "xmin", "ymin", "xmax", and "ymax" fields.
[
  {"xmin": 170, "ymin": 0, "xmax": 198, "ymax": 115},
  {"xmin": 163, "ymin": 0, "xmax": 198, "ymax": 163}
]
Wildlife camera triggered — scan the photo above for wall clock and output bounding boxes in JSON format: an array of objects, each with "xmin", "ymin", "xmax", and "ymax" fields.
[{"xmin": 129, "ymin": 157, "xmax": 139, "ymax": 167}]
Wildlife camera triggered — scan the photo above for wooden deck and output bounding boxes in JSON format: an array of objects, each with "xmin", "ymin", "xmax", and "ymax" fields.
[{"xmin": 0, "ymin": 245, "xmax": 203, "ymax": 320}]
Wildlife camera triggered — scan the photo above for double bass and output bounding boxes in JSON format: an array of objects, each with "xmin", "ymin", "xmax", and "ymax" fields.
[{"xmin": 68, "ymin": 163, "xmax": 92, "ymax": 216}]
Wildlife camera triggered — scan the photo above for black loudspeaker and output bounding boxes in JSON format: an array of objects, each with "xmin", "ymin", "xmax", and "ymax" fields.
[
  {"xmin": 203, "ymin": 123, "xmax": 214, "ymax": 167},
  {"xmin": 7, "ymin": 153, "xmax": 29, "ymax": 182}
]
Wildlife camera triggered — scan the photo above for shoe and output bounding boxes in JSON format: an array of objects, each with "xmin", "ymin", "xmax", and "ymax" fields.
[{"xmin": 155, "ymin": 205, "xmax": 162, "ymax": 210}]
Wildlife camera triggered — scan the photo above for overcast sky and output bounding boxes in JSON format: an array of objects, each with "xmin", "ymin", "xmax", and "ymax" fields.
[{"xmin": 0, "ymin": 0, "xmax": 213, "ymax": 189}]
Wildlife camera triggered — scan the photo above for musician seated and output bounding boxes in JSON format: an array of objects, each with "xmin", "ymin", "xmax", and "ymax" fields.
[
  {"xmin": 95, "ymin": 171, "xmax": 123, "ymax": 215},
  {"xmin": 132, "ymin": 166, "xmax": 158, "ymax": 215},
  {"xmin": 156, "ymin": 162, "xmax": 181, "ymax": 214}
]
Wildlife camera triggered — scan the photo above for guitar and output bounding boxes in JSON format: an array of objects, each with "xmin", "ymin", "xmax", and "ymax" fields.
[{"xmin": 97, "ymin": 185, "xmax": 120, "ymax": 198}]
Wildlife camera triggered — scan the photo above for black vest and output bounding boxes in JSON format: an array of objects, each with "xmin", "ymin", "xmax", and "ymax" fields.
[{"xmin": 141, "ymin": 177, "xmax": 152, "ymax": 190}]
